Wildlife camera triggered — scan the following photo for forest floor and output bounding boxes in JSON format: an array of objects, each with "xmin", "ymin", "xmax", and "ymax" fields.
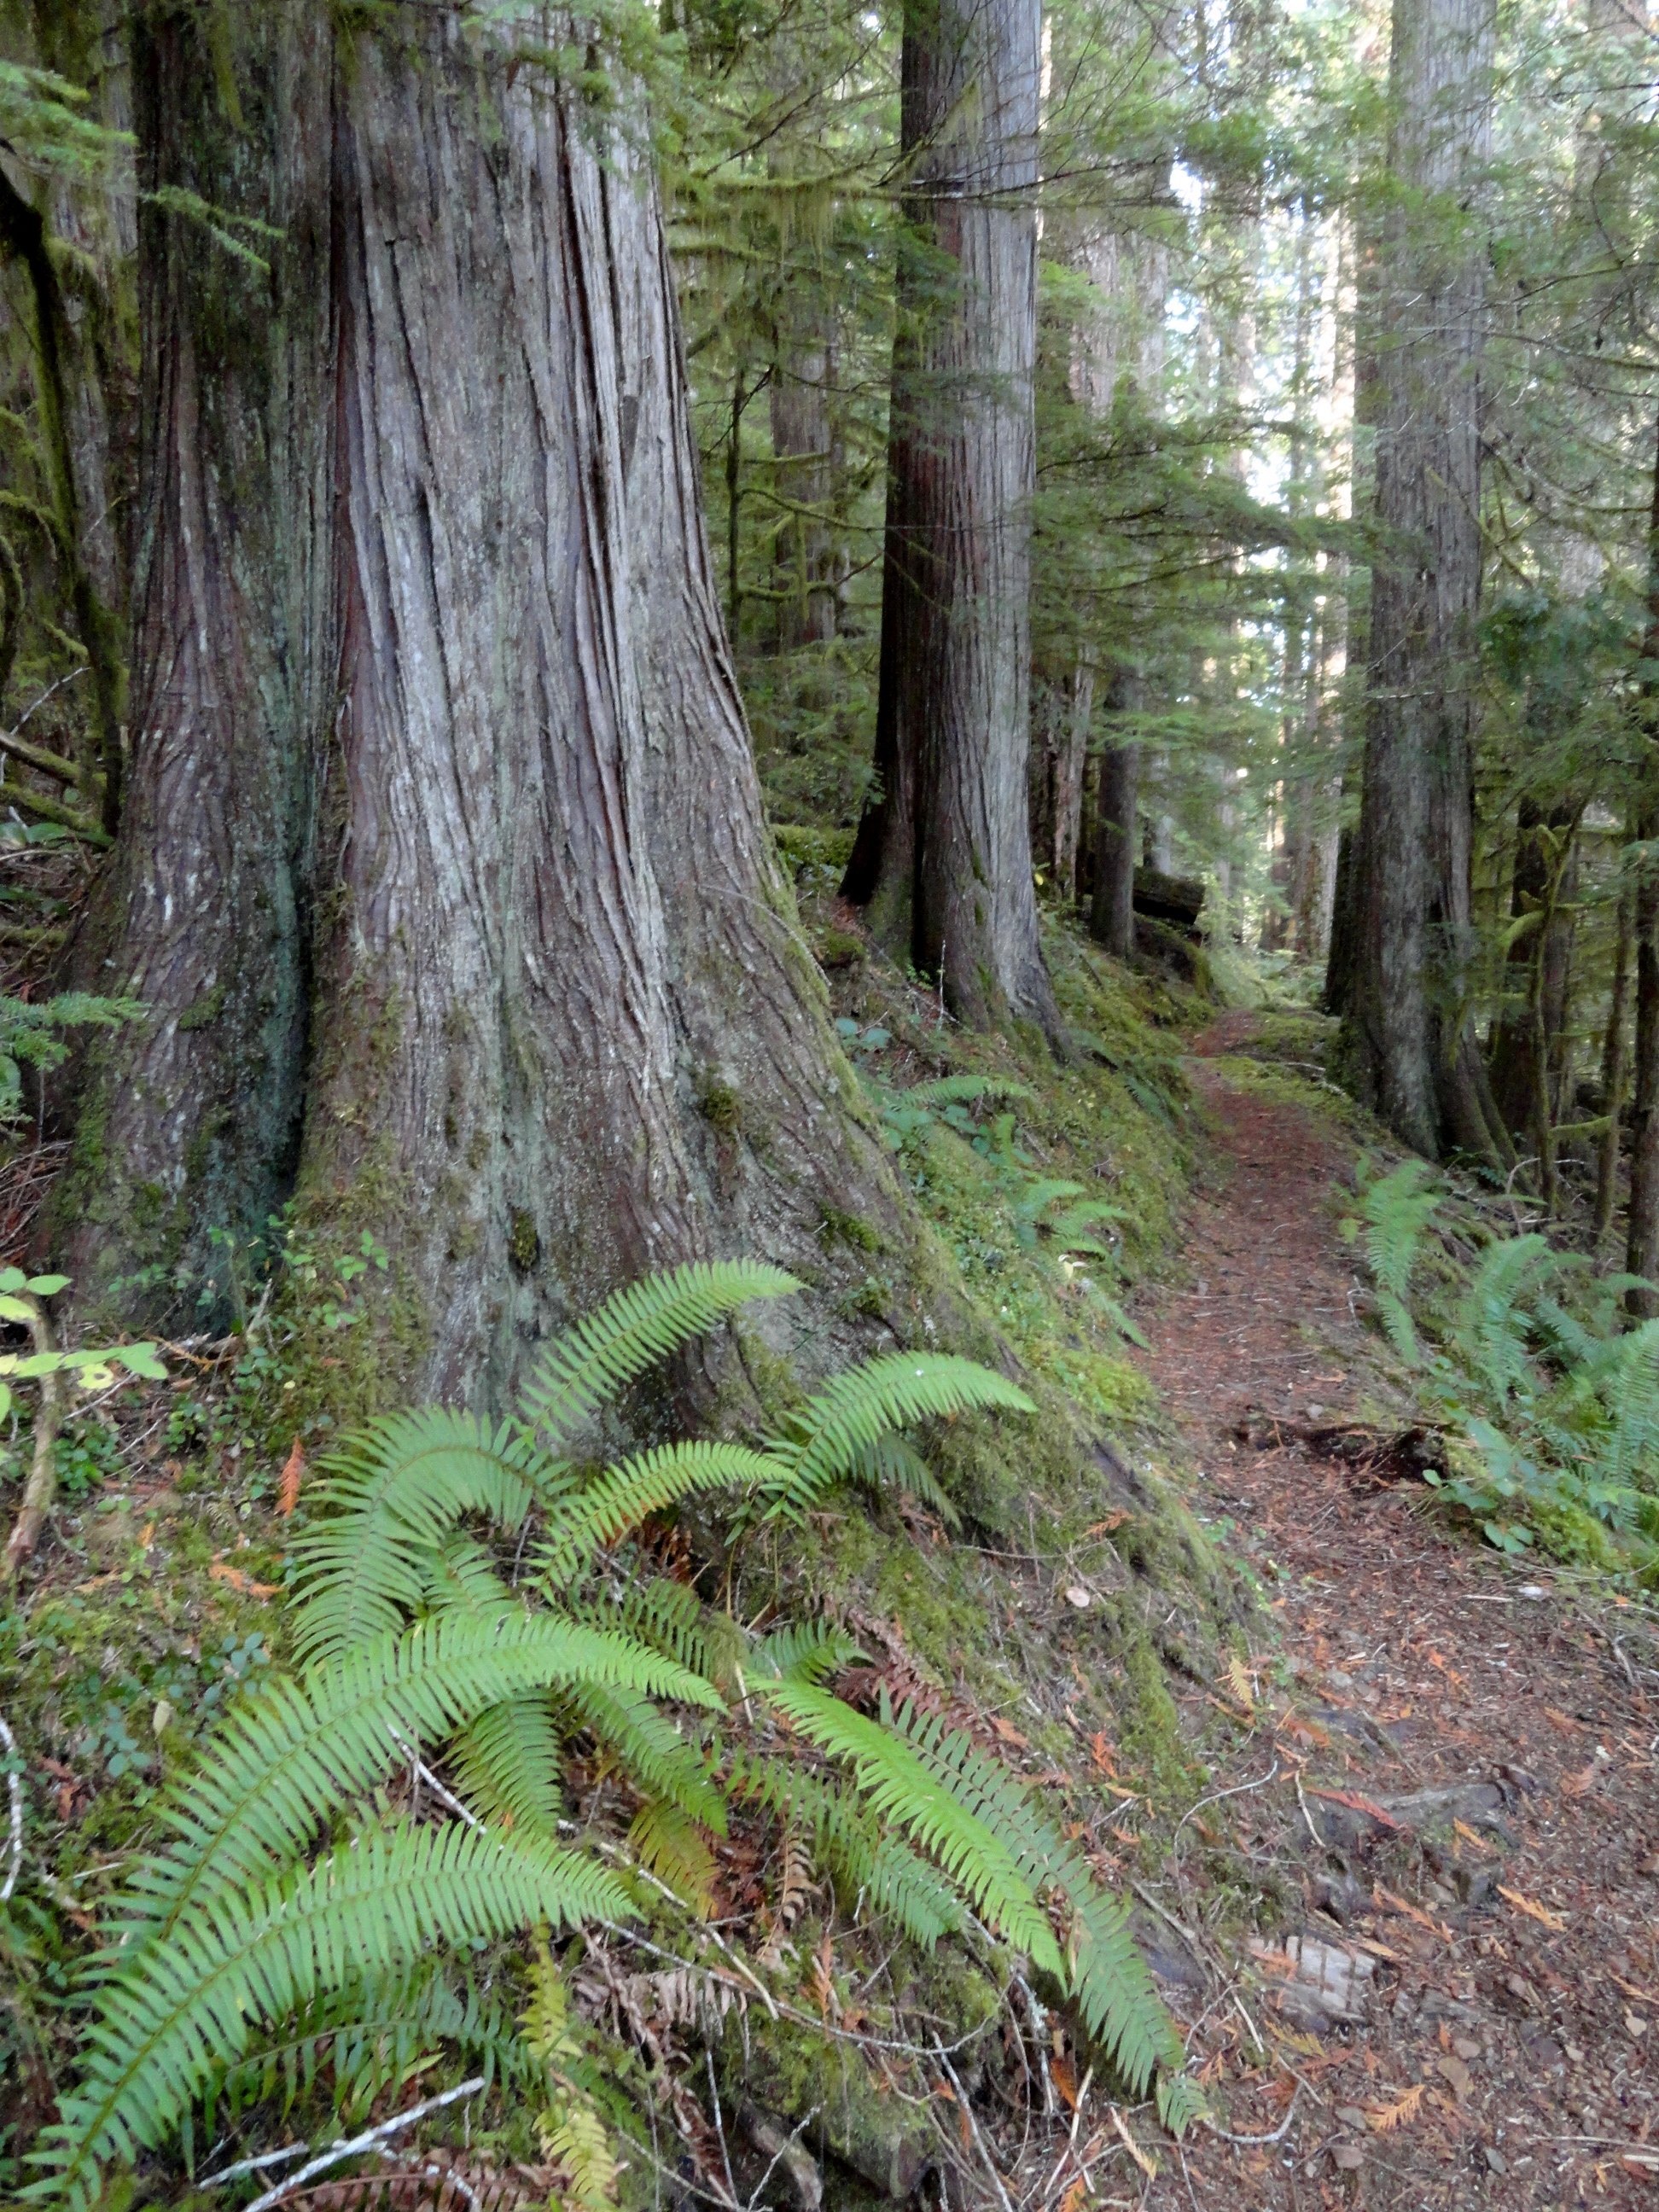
[{"xmin": 1126, "ymin": 1011, "xmax": 1659, "ymax": 2211}]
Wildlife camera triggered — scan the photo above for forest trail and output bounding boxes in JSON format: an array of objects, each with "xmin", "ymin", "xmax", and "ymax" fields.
[{"xmin": 1134, "ymin": 1014, "xmax": 1659, "ymax": 2210}]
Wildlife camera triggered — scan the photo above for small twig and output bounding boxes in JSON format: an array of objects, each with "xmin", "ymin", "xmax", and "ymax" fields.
[
  {"xmin": 231, "ymin": 2076, "xmax": 486, "ymax": 2212},
  {"xmin": 934, "ymin": 2040, "xmax": 1016, "ymax": 2212},
  {"xmin": 1291, "ymin": 1767, "xmax": 1324, "ymax": 1852},
  {"xmin": 1173, "ymin": 1758, "xmax": 1280, "ymax": 1840},
  {"xmin": 1128, "ymin": 1882, "xmax": 1210, "ymax": 1971},
  {"xmin": 199, "ymin": 2142, "xmax": 313, "ymax": 2190},
  {"xmin": 1198, "ymin": 2080, "xmax": 1301, "ymax": 2146},
  {"xmin": 0, "ymin": 1714, "xmax": 24, "ymax": 1903},
  {"xmin": 387, "ymin": 1728, "xmax": 484, "ymax": 1831},
  {"xmin": 705, "ymin": 2049, "xmax": 739, "ymax": 2209}
]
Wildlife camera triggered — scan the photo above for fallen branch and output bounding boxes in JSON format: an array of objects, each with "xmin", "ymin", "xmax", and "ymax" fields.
[
  {"xmin": 0, "ymin": 778, "xmax": 108, "ymax": 846},
  {"xmin": 222, "ymin": 2075, "xmax": 487, "ymax": 2212},
  {"xmin": 1, "ymin": 1288, "xmax": 66, "ymax": 1586}
]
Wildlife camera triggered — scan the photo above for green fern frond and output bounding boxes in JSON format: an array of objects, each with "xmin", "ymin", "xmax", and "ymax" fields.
[
  {"xmin": 725, "ymin": 1750, "xmax": 959, "ymax": 1947},
  {"xmin": 1358, "ymin": 1161, "xmax": 1441, "ymax": 1364},
  {"xmin": 541, "ymin": 2093, "xmax": 620, "ymax": 2212},
  {"xmin": 1156, "ymin": 2070, "xmax": 1208, "ymax": 2134},
  {"xmin": 211, "ymin": 1961, "xmax": 528, "ymax": 2133},
  {"xmin": 32, "ymin": 1823, "xmax": 631, "ymax": 2212},
  {"xmin": 450, "ymin": 1692, "xmax": 568, "ymax": 1835},
  {"xmin": 422, "ymin": 1532, "xmax": 517, "ymax": 1614},
  {"xmin": 862, "ymin": 1833, "xmax": 964, "ymax": 1946},
  {"xmin": 578, "ymin": 1574, "xmax": 714, "ymax": 1670},
  {"xmin": 760, "ymin": 1353, "xmax": 1033, "ymax": 1523},
  {"xmin": 565, "ymin": 1680, "xmax": 726, "ymax": 1832},
  {"xmin": 900, "ymin": 1074, "xmax": 1036, "ymax": 1108},
  {"xmin": 841, "ymin": 1432, "xmax": 962, "ymax": 1528},
  {"xmin": 535, "ymin": 1440, "xmax": 779, "ymax": 1588},
  {"xmin": 1452, "ymin": 1233, "xmax": 1557, "ymax": 1405},
  {"xmin": 521, "ymin": 1941, "xmax": 579, "ymax": 2064},
  {"xmin": 875, "ymin": 1698, "xmax": 1182, "ymax": 2098},
  {"xmin": 625, "ymin": 1801, "xmax": 721, "ymax": 1917},
  {"xmin": 1013, "ymin": 1179, "xmax": 1086, "ymax": 1233},
  {"xmin": 114, "ymin": 1613, "xmax": 720, "ymax": 1950},
  {"xmin": 517, "ymin": 1260, "xmax": 800, "ymax": 1451},
  {"xmin": 760, "ymin": 1682, "xmax": 1062, "ymax": 1975},
  {"xmin": 1360, "ymin": 1160, "xmax": 1441, "ymax": 1301},
  {"xmin": 748, "ymin": 1620, "xmax": 865, "ymax": 1683},
  {"xmin": 288, "ymin": 1410, "xmax": 561, "ymax": 1663}
]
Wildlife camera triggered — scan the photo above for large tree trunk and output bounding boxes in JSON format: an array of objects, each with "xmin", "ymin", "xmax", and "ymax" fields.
[
  {"xmin": 1347, "ymin": 0, "xmax": 1498, "ymax": 1161},
  {"xmin": 841, "ymin": 0, "xmax": 1059, "ymax": 1039},
  {"xmin": 58, "ymin": 4, "xmax": 915, "ymax": 1403}
]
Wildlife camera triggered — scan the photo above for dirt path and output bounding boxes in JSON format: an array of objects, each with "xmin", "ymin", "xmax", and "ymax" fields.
[{"xmin": 1138, "ymin": 1016, "xmax": 1659, "ymax": 2209}]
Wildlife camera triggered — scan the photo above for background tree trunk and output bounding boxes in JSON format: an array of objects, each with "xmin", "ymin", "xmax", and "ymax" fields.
[
  {"xmin": 61, "ymin": 4, "xmax": 917, "ymax": 1404},
  {"xmin": 1625, "ymin": 405, "xmax": 1659, "ymax": 1313},
  {"xmin": 1090, "ymin": 724, "xmax": 1138, "ymax": 958},
  {"xmin": 770, "ymin": 314, "xmax": 838, "ymax": 651},
  {"xmin": 1347, "ymin": 0, "xmax": 1498, "ymax": 1161},
  {"xmin": 841, "ymin": 0, "xmax": 1059, "ymax": 1039},
  {"xmin": 1488, "ymin": 800, "xmax": 1579, "ymax": 1146}
]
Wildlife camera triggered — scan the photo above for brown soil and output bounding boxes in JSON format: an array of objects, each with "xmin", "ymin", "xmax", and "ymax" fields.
[{"xmin": 1132, "ymin": 1014, "xmax": 1659, "ymax": 2209}]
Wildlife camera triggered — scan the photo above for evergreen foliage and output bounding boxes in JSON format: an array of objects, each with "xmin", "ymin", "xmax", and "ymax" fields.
[{"xmin": 1350, "ymin": 1161, "xmax": 1659, "ymax": 1558}]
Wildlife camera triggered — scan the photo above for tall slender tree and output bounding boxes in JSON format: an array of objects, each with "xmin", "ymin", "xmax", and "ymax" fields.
[
  {"xmin": 1346, "ymin": 0, "xmax": 1501, "ymax": 1160},
  {"xmin": 841, "ymin": 0, "xmax": 1059, "ymax": 1038}
]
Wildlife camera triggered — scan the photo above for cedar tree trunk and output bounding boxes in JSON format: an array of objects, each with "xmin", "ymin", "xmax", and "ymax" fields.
[
  {"xmin": 1348, "ymin": 0, "xmax": 1498, "ymax": 1161},
  {"xmin": 841, "ymin": 0, "xmax": 1059, "ymax": 1040},
  {"xmin": 59, "ymin": 3, "xmax": 915, "ymax": 1403}
]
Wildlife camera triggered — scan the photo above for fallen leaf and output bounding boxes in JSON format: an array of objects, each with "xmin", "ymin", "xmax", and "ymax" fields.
[
  {"xmin": 1089, "ymin": 1732, "xmax": 1118, "ymax": 1776},
  {"xmin": 1059, "ymin": 2180, "xmax": 1087, "ymax": 2212},
  {"xmin": 1109, "ymin": 2108, "xmax": 1157, "ymax": 2180},
  {"xmin": 1050, "ymin": 2056, "xmax": 1079, "ymax": 2110},
  {"xmin": 1614, "ymin": 1974, "xmax": 1659, "ymax": 2007},
  {"xmin": 208, "ymin": 1559, "xmax": 282, "ymax": 1600},
  {"xmin": 1348, "ymin": 1936, "xmax": 1404, "ymax": 1962},
  {"xmin": 1224, "ymin": 1655, "xmax": 1254, "ymax": 1710},
  {"xmin": 1544, "ymin": 1706, "xmax": 1584, "ymax": 1734},
  {"xmin": 1561, "ymin": 1761, "xmax": 1600, "ymax": 1799},
  {"xmin": 990, "ymin": 1715, "xmax": 1030, "ymax": 1748},
  {"xmin": 1433, "ymin": 2052, "xmax": 1474, "ymax": 2101},
  {"xmin": 277, "ymin": 1435, "xmax": 306, "ymax": 1516},
  {"xmin": 1083, "ymin": 1512, "xmax": 1130, "ymax": 1536},
  {"xmin": 1497, "ymin": 1883, "xmax": 1568, "ymax": 1931},
  {"xmin": 1278, "ymin": 1712, "xmax": 1332, "ymax": 1747},
  {"xmin": 1452, "ymin": 1818, "xmax": 1493, "ymax": 1854},
  {"xmin": 1310, "ymin": 1785, "xmax": 1405, "ymax": 1831},
  {"xmin": 1373, "ymin": 1884, "xmax": 1452, "ymax": 1938},
  {"xmin": 1365, "ymin": 2084, "xmax": 1424, "ymax": 2131}
]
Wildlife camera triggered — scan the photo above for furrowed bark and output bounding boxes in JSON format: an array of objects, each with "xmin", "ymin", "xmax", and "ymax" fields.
[
  {"xmin": 1348, "ymin": 0, "xmax": 1496, "ymax": 1161},
  {"xmin": 61, "ymin": 5, "xmax": 917, "ymax": 1404},
  {"xmin": 841, "ymin": 0, "xmax": 1060, "ymax": 1042}
]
